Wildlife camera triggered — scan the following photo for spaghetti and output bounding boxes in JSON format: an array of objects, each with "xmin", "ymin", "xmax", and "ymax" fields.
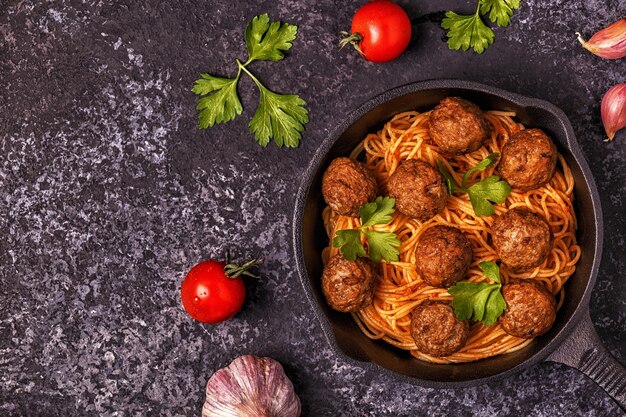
[{"xmin": 321, "ymin": 110, "xmax": 581, "ymax": 364}]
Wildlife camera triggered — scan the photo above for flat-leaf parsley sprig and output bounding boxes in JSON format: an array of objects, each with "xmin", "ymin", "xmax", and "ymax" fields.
[
  {"xmin": 448, "ymin": 261, "xmax": 507, "ymax": 326},
  {"xmin": 333, "ymin": 197, "xmax": 402, "ymax": 263},
  {"xmin": 437, "ymin": 152, "xmax": 511, "ymax": 217},
  {"xmin": 192, "ymin": 13, "xmax": 309, "ymax": 148},
  {"xmin": 442, "ymin": 0, "xmax": 521, "ymax": 54}
]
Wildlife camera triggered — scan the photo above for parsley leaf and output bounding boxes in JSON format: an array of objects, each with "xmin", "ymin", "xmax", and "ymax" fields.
[
  {"xmin": 441, "ymin": 11, "xmax": 495, "ymax": 54},
  {"xmin": 448, "ymin": 261, "xmax": 507, "ymax": 325},
  {"xmin": 192, "ymin": 74, "xmax": 243, "ymax": 128},
  {"xmin": 192, "ymin": 14, "xmax": 308, "ymax": 147},
  {"xmin": 437, "ymin": 155, "xmax": 511, "ymax": 217},
  {"xmin": 478, "ymin": 260, "xmax": 501, "ymax": 283},
  {"xmin": 332, "ymin": 229, "xmax": 365, "ymax": 261},
  {"xmin": 448, "ymin": 283, "xmax": 476, "ymax": 320},
  {"xmin": 467, "ymin": 175, "xmax": 511, "ymax": 216},
  {"xmin": 245, "ymin": 13, "xmax": 298, "ymax": 62},
  {"xmin": 248, "ymin": 82, "xmax": 309, "ymax": 148},
  {"xmin": 461, "ymin": 152, "xmax": 500, "ymax": 189},
  {"xmin": 479, "ymin": 0, "xmax": 520, "ymax": 27},
  {"xmin": 332, "ymin": 197, "xmax": 401, "ymax": 263},
  {"xmin": 437, "ymin": 160, "xmax": 462, "ymax": 194},
  {"xmin": 360, "ymin": 197, "xmax": 396, "ymax": 227},
  {"xmin": 362, "ymin": 230, "xmax": 401, "ymax": 263},
  {"xmin": 443, "ymin": 0, "xmax": 521, "ymax": 54},
  {"xmin": 192, "ymin": 73, "xmax": 234, "ymax": 95},
  {"xmin": 484, "ymin": 288, "xmax": 508, "ymax": 324}
]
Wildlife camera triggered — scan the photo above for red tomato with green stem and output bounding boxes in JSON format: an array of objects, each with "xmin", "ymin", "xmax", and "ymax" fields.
[
  {"xmin": 180, "ymin": 258, "xmax": 262, "ymax": 324},
  {"xmin": 340, "ymin": 0, "xmax": 412, "ymax": 63}
]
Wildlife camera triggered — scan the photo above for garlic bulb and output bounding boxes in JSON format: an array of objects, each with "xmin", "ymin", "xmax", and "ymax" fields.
[
  {"xmin": 577, "ymin": 18, "xmax": 626, "ymax": 59},
  {"xmin": 601, "ymin": 84, "xmax": 626, "ymax": 141},
  {"xmin": 202, "ymin": 355, "xmax": 301, "ymax": 417}
]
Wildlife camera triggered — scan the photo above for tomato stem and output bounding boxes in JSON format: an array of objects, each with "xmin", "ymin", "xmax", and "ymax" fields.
[
  {"xmin": 339, "ymin": 31, "xmax": 365, "ymax": 57},
  {"xmin": 224, "ymin": 258, "xmax": 263, "ymax": 279}
]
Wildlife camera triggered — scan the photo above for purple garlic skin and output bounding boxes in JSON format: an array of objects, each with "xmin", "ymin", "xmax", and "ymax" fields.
[
  {"xmin": 601, "ymin": 83, "xmax": 626, "ymax": 141},
  {"xmin": 577, "ymin": 18, "xmax": 626, "ymax": 60},
  {"xmin": 202, "ymin": 355, "xmax": 301, "ymax": 417}
]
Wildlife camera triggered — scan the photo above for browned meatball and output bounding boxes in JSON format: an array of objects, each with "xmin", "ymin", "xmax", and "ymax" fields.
[
  {"xmin": 491, "ymin": 208, "xmax": 553, "ymax": 271},
  {"xmin": 387, "ymin": 159, "xmax": 447, "ymax": 221},
  {"xmin": 499, "ymin": 279, "xmax": 557, "ymax": 339},
  {"xmin": 322, "ymin": 157, "xmax": 378, "ymax": 217},
  {"xmin": 429, "ymin": 97, "xmax": 490, "ymax": 155},
  {"xmin": 415, "ymin": 225, "xmax": 473, "ymax": 288},
  {"xmin": 321, "ymin": 254, "xmax": 379, "ymax": 312},
  {"xmin": 410, "ymin": 300, "xmax": 469, "ymax": 357},
  {"xmin": 495, "ymin": 128, "xmax": 557, "ymax": 191}
]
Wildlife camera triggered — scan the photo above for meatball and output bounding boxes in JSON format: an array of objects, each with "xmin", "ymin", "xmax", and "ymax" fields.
[
  {"xmin": 491, "ymin": 207, "xmax": 553, "ymax": 271},
  {"xmin": 321, "ymin": 254, "xmax": 379, "ymax": 313},
  {"xmin": 495, "ymin": 128, "xmax": 557, "ymax": 191},
  {"xmin": 387, "ymin": 159, "xmax": 447, "ymax": 221},
  {"xmin": 499, "ymin": 279, "xmax": 557, "ymax": 339},
  {"xmin": 322, "ymin": 157, "xmax": 378, "ymax": 217},
  {"xmin": 410, "ymin": 300, "xmax": 470, "ymax": 357},
  {"xmin": 429, "ymin": 97, "xmax": 490, "ymax": 155},
  {"xmin": 491, "ymin": 207, "xmax": 552, "ymax": 271},
  {"xmin": 415, "ymin": 225, "xmax": 473, "ymax": 288}
]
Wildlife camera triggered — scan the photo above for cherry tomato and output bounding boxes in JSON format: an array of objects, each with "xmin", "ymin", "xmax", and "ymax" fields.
[
  {"xmin": 181, "ymin": 259, "xmax": 245, "ymax": 323},
  {"xmin": 341, "ymin": 0, "xmax": 412, "ymax": 63}
]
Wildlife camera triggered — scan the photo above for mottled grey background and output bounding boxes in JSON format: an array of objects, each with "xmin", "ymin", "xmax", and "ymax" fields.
[{"xmin": 1, "ymin": 0, "xmax": 625, "ymax": 416}]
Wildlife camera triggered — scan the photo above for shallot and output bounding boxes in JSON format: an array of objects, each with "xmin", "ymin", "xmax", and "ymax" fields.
[
  {"xmin": 577, "ymin": 18, "xmax": 626, "ymax": 60},
  {"xmin": 601, "ymin": 84, "xmax": 626, "ymax": 141}
]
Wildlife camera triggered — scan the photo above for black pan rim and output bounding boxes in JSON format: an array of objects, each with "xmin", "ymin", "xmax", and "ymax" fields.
[{"xmin": 292, "ymin": 79, "xmax": 604, "ymax": 388}]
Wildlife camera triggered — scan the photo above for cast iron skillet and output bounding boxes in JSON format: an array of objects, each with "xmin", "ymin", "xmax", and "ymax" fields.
[{"xmin": 293, "ymin": 79, "xmax": 625, "ymax": 408}]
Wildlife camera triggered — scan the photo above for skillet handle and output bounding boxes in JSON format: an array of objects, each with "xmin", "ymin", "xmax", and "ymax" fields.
[{"xmin": 547, "ymin": 312, "xmax": 626, "ymax": 409}]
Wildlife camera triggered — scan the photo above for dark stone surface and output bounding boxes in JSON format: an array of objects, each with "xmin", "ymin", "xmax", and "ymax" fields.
[{"xmin": 1, "ymin": 0, "xmax": 625, "ymax": 415}]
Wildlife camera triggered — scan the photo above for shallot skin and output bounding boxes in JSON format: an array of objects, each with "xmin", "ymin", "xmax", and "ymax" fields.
[
  {"xmin": 202, "ymin": 355, "xmax": 301, "ymax": 417},
  {"xmin": 577, "ymin": 18, "xmax": 626, "ymax": 59},
  {"xmin": 601, "ymin": 84, "xmax": 626, "ymax": 141}
]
